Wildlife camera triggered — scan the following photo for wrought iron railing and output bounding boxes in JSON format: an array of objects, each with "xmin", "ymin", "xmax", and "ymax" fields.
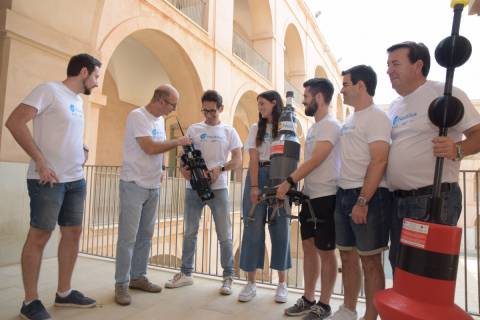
[
  {"xmin": 166, "ymin": 0, "xmax": 208, "ymax": 30},
  {"xmin": 80, "ymin": 166, "xmax": 480, "ymax": 316},
  {"xmin": 232, "ymin": 32, "xmax": 270, "ymax": 80}
]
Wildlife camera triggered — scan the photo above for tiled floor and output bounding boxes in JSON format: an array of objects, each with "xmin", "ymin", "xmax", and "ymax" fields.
[{"xmin": 0, "ymin": 255, "xmax": 364, "ymax": 320}]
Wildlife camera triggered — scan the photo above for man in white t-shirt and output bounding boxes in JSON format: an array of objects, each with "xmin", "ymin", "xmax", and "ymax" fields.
[
  {"xmin": 386, "ymin": 42, "xmax": 480, "ymax": 272},
  {"xmin": 165, "ymin": 90, "xmax": 242, "ymax": 295},
  {"xmin": 277, "ymin": 78, "xmax": 341, "ymax": 320},
  {"xmin": 331, "ymin": 65, "xmax": 392, "ymax": 320},
  {"xmin": 114, "ymin": 85, "xmax": 191, "ymax": 306},
  {"xmin": 6, "ymin": 54, "xmax": 102, "ymax": 320}
]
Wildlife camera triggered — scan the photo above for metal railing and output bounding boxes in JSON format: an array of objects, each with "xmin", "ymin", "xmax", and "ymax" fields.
[
  {"xmin": 80, "ymin": 166, "xmax": 480, "ymax": 316},
  {"xmin": 232, "ymin": 32, "xmax": 270, "ymax": 80},
  {"xmin": 166, "ymin": 0, "xmax": 208, "ymax": 30}
]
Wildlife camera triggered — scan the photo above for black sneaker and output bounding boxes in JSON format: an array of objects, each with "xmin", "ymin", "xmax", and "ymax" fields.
[
  {"xmin": 285, "ymin": 297, "xmax": 315, "ymax": 316},
  {"xmin": 20, "ymin": 300, "xmax": 52, "ymax": 320},
  {"xmin": 302, "ymin": 304, "xmax": 331, "ymax": 320},
  {"xmin": 54, "ymin": 290, "xmax": 96, "ymax": 308}
]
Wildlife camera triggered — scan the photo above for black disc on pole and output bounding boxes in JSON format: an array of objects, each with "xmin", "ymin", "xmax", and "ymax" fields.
[
  {"xmin": 428, "ymin": 95, "xmax": 464, "ymax": 128},
  {"xmin": 435, "ymin": 35, "xmax": 472, "ymax": 68}
]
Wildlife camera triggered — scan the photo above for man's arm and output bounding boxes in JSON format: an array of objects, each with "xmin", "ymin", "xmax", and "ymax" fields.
[
  {"xmin": 210, "ymin": 147, "xmax": 242, "ymax": 183},
  {"xmin": 433, "ymin": 123, "xmax": 480, "ymax": 160},
  {"xmin": 136, "ymin": 136, "xmax": 191, "ymax": 155},
  {"xmin": 351, "ymin": 141, "xmax": 389, "ymax": 224},
  {"xmin": 5, "ymin": 104, "xmax": 58, "ymax": 184},
  {"xmin": 276, "ymin": 141, "xmax": 333, "ymax": 199}
]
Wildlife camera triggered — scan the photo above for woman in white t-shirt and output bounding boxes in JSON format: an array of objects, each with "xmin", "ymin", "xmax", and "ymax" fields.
[{"xmin": 238, "ymin": 90, "xmax": 292, "ymax": 303}]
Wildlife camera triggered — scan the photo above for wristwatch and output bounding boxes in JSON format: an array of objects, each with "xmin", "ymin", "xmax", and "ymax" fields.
[
  {"xmin": 286, "ymin": 176, "xmax": 296, "ymax": 187},
  {"xmin": 356, "ymin": 196, "xmax": 369, "ymax": 206},
  {"xmin": 454, "ymin": 143, "xmax": 464, "ymax": 161}
]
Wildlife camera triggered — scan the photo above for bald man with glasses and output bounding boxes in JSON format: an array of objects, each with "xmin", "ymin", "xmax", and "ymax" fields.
[
  {"xmin": 165, "ymin": 90, "xmax": 242, "ymax": 295},
  {"xmin": 114, "ymin": 84, "xmax": 191, "ymax": 305}
]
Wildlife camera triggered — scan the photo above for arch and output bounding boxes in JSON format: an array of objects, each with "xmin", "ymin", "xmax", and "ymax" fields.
[
  {"xmin": 95, "ymin": 27, "xmax": 204, "ymax": 165},
  {"xmin": 283, "ymin": 23, "xmax": 306, "ymax": 98}
]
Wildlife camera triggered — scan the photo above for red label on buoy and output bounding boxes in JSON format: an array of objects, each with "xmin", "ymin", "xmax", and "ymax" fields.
[{"xmin": 401, "ymin": 220, "xmax": 429, "ymax": 248}]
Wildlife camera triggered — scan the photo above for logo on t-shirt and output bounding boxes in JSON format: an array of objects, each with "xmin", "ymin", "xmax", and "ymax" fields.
[
  {"xmin": 152, "ymin": 128, "xmax": 160, "ymax": 137},
  {"xmin": 392, "ymin": 112, "xmax": 417, "ymax": 128},
  {"xmin": 200, "ymin": 133, "xmax": 208, "ymax": 141},
  {"xmin": 69, "ymin": 104, "xmax": 83, "ymax": 118},
  {"xmin": 199, "ymin": 132, "xmax": 222, "ymax": 141},
  {"xmin": 341, "ymin": 124, "xmax": 355, "ymax": 135}
]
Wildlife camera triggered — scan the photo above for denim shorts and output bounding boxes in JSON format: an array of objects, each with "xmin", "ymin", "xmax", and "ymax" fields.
[
  {"xmin": 335, "ymin": 187, "xmax": 392, "ymax": 255},
  {"xmin": 27, "ymin": 179, "xmax": 86, "ymax": 231}
]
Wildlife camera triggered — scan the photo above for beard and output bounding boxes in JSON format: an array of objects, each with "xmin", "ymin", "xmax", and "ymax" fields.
[
  {"xmin": 305, "ymin": 101, "xmax": 318, "ymax": 116},
  {"xmin": 82, "ymin": 79, "xmax": 92, "ymax": 95}
]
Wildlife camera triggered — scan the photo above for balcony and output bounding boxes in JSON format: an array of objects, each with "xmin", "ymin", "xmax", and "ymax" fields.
[
  {"xmin": 166, "ymin": 0, "xmax": 208, "ymax": 30},
  {"xmin": 232, "ymin": 32, "xmax": 270, "ymax": 80}
]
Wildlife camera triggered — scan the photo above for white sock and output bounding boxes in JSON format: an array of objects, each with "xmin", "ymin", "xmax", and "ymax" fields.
[
  {"xmin": 57, "ymin": 289, "xmax": 72, "ymax": 298},
  {"xmin": 24, "ymin": 299, "xmax": 36, "ymax": 306}
]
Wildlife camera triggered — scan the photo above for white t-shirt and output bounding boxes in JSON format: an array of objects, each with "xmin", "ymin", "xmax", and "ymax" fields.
[
  {"xmin": 387, "ymin": 81, "xmax": 480, "ymax": 191},
  {"xmin": 338, "ymin": 104, "xmax": 391, "ymax": 189},
  {"xmin": 186, "ymin": 122, "xmax": 242, "ymax": 190},
  {"xmin": 23, "ymin": 82, "xmax": 85, "ymax": 182},
  {"xmin": 303, "ymin": 114, "xmax": 341, "ymax": 198},
  {"xmin": 120, "ymin": 107, "xmax": 166, "ymax": 189},
  {"xmin": 245, "ymin": 123, "xmax": 273, "ymax": 161}
]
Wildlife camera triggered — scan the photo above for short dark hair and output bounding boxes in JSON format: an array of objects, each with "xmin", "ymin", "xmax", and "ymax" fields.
[
  {"xmin": 66, "ymin": 53, "xmax": 101, "ymax": 77},
  {"xmin": 201, "ymin": 90, "xmax": 223, "ymax": 108},
  {"xmin": 303, "ymin": 78, "xmax": 334, "ymax": 104},
  {"xmin": 341, "ymin": 65, "xmax": 377, "ymax": 96},
  {"xmin": 387, "ymin": 41, "xmax": 430, "ymax": 77}
]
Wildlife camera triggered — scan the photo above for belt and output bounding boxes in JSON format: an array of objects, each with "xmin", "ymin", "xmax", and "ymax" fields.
[
  {"xmin": 259, "ymin": 161, "xmax": 271, "ymax": 167},
  {"xmin": 394, "ymin": 183, "xmax": 454, "ymax": 198}
]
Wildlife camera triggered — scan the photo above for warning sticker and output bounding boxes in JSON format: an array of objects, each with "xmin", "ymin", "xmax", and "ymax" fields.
[
  {"xmin": 271, "ymin": 142, "xmax": 285, "ymax": 155},
  {"xmin": 400, "ymin": 220, "xmax": 429, "ymax": 248}
]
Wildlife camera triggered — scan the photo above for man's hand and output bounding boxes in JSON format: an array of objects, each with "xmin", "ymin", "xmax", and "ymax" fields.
[
  {"xmin": 180, "ymin": 165, "xmax": 191, "ymax": 180},
  {"xmin": 209, "ymin": 166, "xmax": 222, "ymax": 183},
  {"xmin": 432, "ymin": 136, "xmax": 456, "ymax": 160},
  {"xmin": 250, "ymin": 186, "xmax": 261, "ymax": 205},
  {"xmin": 276, "ymin": 181, "xmax": 290, "ymax": 200},
  {"xmin": 36, "ymin": 161, "xmax": 58, "ymax": 187},
  {"xmin": 351, "ymin": 204, "xmax": 368, "ymax": 224},
  {"xmin": 176, "ymin": 136, "xmax": 192, "ymax": 146}
]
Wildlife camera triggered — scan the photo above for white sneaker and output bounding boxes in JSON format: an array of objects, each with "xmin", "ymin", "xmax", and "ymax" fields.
[
  {"xmin": 328, "ymin": 305, "xmax": 357, "ymax": 320},
  {"xmin": 164, "ymin": 272, "xmax": 193, "ymax": 288},
  {"xmin": 238, "ymin": 282, "xmax": 256, "ymax": 302},
  {"xmin": 219, "ymin": 277, "xmax": 233, "ymax": 295},
  {"xmin": 274, "ymin": 282, "xmax": 288, "ymax": 303}
]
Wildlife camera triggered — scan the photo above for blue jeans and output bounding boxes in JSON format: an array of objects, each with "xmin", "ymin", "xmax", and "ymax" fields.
[
  {"xmin": 389, "ymin": 183, "xmax": 462, "ymax": 271},
  {"xmin": 240, "ymin": 167, "xmax": 292, "ymax": 272},
  {"xmin": 115, "ymin": 180, "xmax": 159, "ymax": 285},
  {"xmin": 181, "ymin": 188, "xmax": 233, "ymax": 277},
  {"xmin": 27, "ymin": 179, "xmax": 86, "ymax": 231}
]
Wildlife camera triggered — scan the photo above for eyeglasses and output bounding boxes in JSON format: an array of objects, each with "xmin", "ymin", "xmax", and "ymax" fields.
[
  {"xmin": 162, "ymin": 97, "xmax": 177, "ymax": 110},
  {"xmin": 201, "ymin": 108, "xmax": 218, "ymax": 114}
]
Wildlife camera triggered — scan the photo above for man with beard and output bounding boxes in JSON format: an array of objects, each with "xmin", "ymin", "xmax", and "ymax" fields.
[
  {"xmin": 6, "ymin": 53, "xmax": 102, "ymax": 320},
  {"xmin": 277, "ymin": 78, "xmax": 341, "ymax": 320}
]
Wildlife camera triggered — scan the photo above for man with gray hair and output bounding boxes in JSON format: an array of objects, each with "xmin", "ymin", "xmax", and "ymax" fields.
[{"xmin": 114, "ymin": 84, "xmax": 191, "ymax": 306}]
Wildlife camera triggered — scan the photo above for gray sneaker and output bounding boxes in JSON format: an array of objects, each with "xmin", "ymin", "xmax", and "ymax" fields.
[
  {"xmin": 285, "ymin": 297, "xmax": 315, "ymax": 316},
  {"xmin": 219, "ymin": 277, "xmax": 233, "ymax": 295},
  {"xmin": 115, "ymin": 285, "xmax": 131, "ymax": 306},
  {"xmin": 129, "ymin": 276, "xmax": 162, "ymax": 293},
  {"xmin": 303, "ymin": 304, "xmax": 331, "ymax": 320}
]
